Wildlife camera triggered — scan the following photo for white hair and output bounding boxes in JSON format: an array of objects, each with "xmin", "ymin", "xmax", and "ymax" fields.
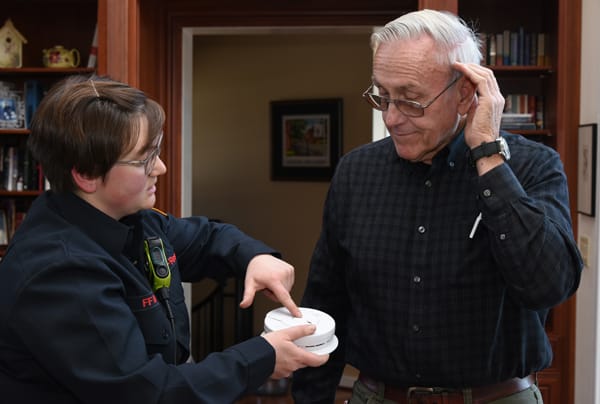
[{"xmin": 371, "ymin": 9, "xmax": 482, "ymax": 68}]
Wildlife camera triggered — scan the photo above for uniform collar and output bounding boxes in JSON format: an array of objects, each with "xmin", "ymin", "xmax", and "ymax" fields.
[{"xmin": 50, "ymin": 192, "xmax": 138, "ymax": 257}]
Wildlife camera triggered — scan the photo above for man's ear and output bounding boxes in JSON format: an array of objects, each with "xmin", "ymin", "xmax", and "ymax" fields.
[
  {"xmin": 71, "ymin": 168, "xmax": 98, "ymax": 193},
  {"xmin": 457, "ymin": 77, "xmax": 477, "ymax": 115}
]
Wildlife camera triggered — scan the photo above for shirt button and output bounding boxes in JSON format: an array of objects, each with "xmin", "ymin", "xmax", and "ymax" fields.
[
  {"xmin": 500, "ymin": 233, "xmax": 507, "ymax": 240},
  {"xmin": 413, "ymin": 275, "xmax": 421, "ymax": 283},
  {"xmin": 483, "ymin": 189, "xmax": 492, "ymax": 197},
  {"xmin": 448, "ymin": 161, "xmax": 455, "ymax": 168},
  {"xmin": 424, "ymin": 180, "xmax": 432, "ymax": 188},
  {"xmin": 417, "ymin": 226, "xmax": 426, "ymax": 234},
  {"xmin": 412, "ymin": 324, "xmax": 420, "ymax": 333}
]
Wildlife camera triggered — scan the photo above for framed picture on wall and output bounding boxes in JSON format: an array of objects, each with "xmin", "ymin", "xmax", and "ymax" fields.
[
  {"xmin": 577, "ymin": 123, "xmax": 597, "ymax": 217},
  {"xmin": 270, "ymin": 98, "xmax": 342, "ymax": 181}
]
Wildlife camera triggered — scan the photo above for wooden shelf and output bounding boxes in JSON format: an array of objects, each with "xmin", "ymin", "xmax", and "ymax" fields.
[
  {"xmin": 0, "ymin": 129, "xmax": 30, "ymax": 135},
  {"xmin": 507, "ymin": 129, "xmax": 553, "ymax": 136},
  {"xmin": 488, "ymin": 65, "xmax": 553, "ymax": 73},
  {"xmin": 0, "ymin": 190, "xmax": 42, "ymax": 197},
  {"xmin": 0, "ymin": 67, "xmax": 95, "ymax": 75},
  {"xmin": 0, "ymin": 1, "xmax": 97, "ymax": 254}
]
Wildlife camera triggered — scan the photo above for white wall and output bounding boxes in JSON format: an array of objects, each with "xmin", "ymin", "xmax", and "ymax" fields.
[{"xmin": 575, "ymin": 0, "xmax": 600, "ymax": 402}]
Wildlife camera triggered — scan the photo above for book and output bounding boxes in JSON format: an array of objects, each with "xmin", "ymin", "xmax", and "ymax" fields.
[
  {"xmin": 528, "ymin": 96, "xmax": 537, "ymax": 122},
  {"xmin": 24, "ymin": 80, "xmax": 43, "ymax": 128},
  {"xmin": 530, "ymin": 33, "xmax": 538, "ymax": 66},
  {"xmin": 2, "ymin": 199, "xmax": 15, "ymax": 241},
  {"xmin": 510, "ymin": 32, "xmax": 519, "ymax": 66},
  {"xmin": 500, "ymin": 122, "xmax": 537, "ymax": 130},
  {"xmin": 535, "ymin": 96, "xmax": 545, "ymax": 129},
  {"xmin": 487, "ymin": 33, "xmax": 496, "ymax": 66},
  {"xmin": 537, "ymin": 33, "xmax": 546, "ymax": 66},
  {"xmin": 518, "ymin": 27, "xmax": 525, "ymax": 65},
  {"xmin": 495, "ymin": 33, "xmax": 504, "ymax": 65},
  {"xmin": 0, "ymin": 209, "xmax": 7, "ymax": 245},
  {"xmin": 2, "ymin": 146, "xmax": 18, "ymax": 191},
  {"xmin": 502, "ymin": 29, "xmax": 511, "ymax": 65},
  {"xmin": 524, "ymin": 33, "xmax": 531, "ymax": 66},
  {"xmin": 501, "ymin": 113, "xmax": 534, "ymax": 123}
]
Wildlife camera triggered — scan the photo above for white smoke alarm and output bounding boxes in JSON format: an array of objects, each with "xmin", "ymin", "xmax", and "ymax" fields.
[{"xmin": 263, "ymin": 307, "xmax": 338, "ymax": 355}]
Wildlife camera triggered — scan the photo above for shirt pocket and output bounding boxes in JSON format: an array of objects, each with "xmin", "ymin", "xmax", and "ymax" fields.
[{"xmin": 126, "ymin": 293, "xmax": 173, "ymax": 348}]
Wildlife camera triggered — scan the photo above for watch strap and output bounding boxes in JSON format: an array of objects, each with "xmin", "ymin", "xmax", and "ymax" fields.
[{"xmin": 470, "ymin": 141, "xmax": 501, "ymax": 162}]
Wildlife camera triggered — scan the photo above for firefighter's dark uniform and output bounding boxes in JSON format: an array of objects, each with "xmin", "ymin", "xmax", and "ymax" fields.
[{"xmin": 0, "ymin": 191, "xmax": 278, "ymax": 403}]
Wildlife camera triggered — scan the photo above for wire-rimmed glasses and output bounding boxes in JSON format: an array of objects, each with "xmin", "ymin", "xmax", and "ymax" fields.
[
  {"xmin": 116, "ymin": 134, "xmax": 163, "ymax": 175},
  {"xmin": 362, "ymin": 75, "xmax": 461, "ymax": 117}
]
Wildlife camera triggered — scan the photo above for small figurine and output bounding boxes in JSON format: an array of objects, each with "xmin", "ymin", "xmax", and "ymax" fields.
[{"xmin": 0, "ymin": 19, "xmax": 27, "ymax": 68}]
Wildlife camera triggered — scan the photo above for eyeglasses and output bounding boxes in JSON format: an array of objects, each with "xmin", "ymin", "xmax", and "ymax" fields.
[
  {"xmin": 116, "ymin": 134, "xmax": 163, "ymax": 175},
  {"xmin": 362, "ymin": 75, "xmax": 461, "ymax": 117}
]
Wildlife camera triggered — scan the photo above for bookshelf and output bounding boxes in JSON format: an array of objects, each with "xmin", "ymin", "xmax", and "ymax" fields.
[
  {"xmin": 0, "ymin": 68, "xmax": 95, "ymax": 250},
  {"xmin": 0, "ymin": 1, "xmax": 97, "ymax": 252},
  {"xmin": 462, "ymin": 3, "xmax": 557, "ymax": 148},
  {"xmin": 453, "ymin": 1, "xmax": 580, "ymax": 403}
]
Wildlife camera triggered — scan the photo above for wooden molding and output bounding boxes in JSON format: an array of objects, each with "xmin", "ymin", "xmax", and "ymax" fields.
[{"xmin": 418, "ymin": 0, "xmax": 458, "ymax": 13}]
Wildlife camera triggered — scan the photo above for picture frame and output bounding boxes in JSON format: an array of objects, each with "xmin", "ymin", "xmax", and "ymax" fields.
[
  {"xmin": 577, "ymin": 123, "xmax": 597, "ymax": 217},
  {"xmin": 270, "ymin": 98, "xmax": 342, "ymax": 181},
  {"xmin": 0, "ymin": 97, "xmax": 19, "ymax": 129}
]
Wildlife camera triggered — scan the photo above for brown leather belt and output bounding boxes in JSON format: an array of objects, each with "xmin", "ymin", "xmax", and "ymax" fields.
[{"xmin": 358, "ymin": 373, "xmax": 536, "ymax": 404}]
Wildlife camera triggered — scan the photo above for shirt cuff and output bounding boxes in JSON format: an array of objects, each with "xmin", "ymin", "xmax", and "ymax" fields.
[
  {"xmin": 477, "ymin": 163, "xmax": 527, "ymax": 215},
  {"xmin": 228, "ymin": 335, "xmax": 275, "ymax": 391}
]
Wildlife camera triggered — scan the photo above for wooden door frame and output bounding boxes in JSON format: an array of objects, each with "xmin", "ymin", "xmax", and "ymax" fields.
[{"xmin": 97, "ymin": 0, "xmax": 423, "ymax": 216}]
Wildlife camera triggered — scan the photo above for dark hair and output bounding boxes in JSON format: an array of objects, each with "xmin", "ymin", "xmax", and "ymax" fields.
[{"xmin": 28, "ymin": 75, "xmax": 165, "ymax": 192}]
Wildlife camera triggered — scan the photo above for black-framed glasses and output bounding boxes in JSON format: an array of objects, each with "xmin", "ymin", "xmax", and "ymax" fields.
[
  {"xmin": 362, "ymin": 75, "xmax": 461, "ymax": 117},
  {"xmin": 116, "ymin": 134, "xmax": 163, "ymax": 175}
]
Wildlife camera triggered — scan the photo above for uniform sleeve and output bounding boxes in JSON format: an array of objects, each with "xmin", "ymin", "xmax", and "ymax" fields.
[
  {"xmin": 478, "ymin": 143, "xmax": 583, "ymax": 309},
  {"xmin": 145, "ymin": 211, "xmax": 280, "ymax": 283}
]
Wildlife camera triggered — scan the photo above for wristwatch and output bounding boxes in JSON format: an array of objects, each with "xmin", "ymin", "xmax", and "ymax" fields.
[{"xmin": 470, "ymin": 137, "xmax": 511, "ymax": 162}]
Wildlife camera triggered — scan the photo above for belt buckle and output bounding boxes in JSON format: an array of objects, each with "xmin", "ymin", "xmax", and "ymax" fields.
[
  {"xmin": 407, "ymin": 386, "xmax": 434, "ymax": 399},
  {"xmin": 407, "ymin": 387, "xmax": 445, "ymax": 403}
]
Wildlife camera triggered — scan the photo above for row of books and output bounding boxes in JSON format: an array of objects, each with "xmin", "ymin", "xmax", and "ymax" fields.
[
  {"xmin": 501, "ymin": 94, "xmax": 544, "ymax": 131},
  {"xmin": 479, "ymin": 30, "xmax": 549, "ymax": 67},
  {"xmin": 0, "ymin": 199, "xmax": 28, "ymax": 245},
  {"xmin": 0, "ymin": 145, "xmax": 47, "ymax": 192}
]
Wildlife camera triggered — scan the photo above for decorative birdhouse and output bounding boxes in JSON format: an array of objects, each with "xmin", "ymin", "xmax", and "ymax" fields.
[{"xmin": 0, "ymin": 19, "xmax": 27, "ymax": 68}]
